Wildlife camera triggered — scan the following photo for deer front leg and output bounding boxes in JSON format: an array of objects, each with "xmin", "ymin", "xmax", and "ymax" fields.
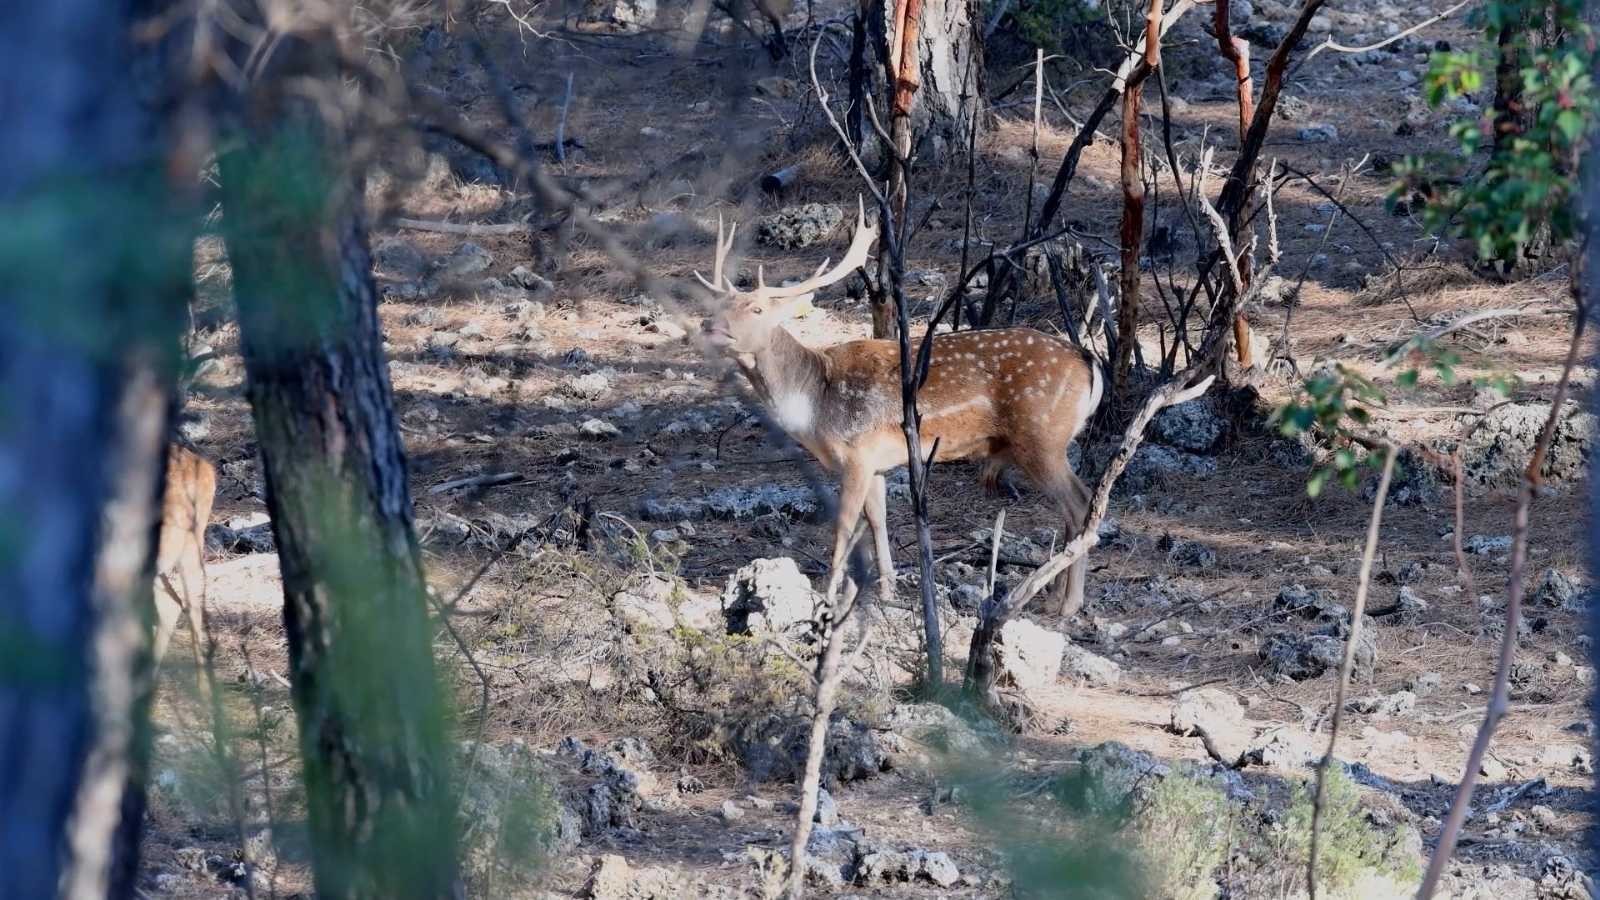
[
  {"xmin": 825, "ymin": 465, "xmax": 872, "ymax": 603},
  {"xmin": 863, "ymin": 474, "xmax": 896, "ymax": 603}
]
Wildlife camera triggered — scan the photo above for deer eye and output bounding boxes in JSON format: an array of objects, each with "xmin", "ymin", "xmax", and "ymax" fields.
[{"xmin": 751, "ymin": 306, "xmax": 765, "ymax": 315}]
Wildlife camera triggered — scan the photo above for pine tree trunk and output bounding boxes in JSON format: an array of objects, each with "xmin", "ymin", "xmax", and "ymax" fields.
[
  {"xmin": 878, "ymin": 0, "xmax": 985, "ymax": 160},
  {"xmin": 0, "ymin": 2, "xmax": 188, "ymax": 896},
  {"xmin": 218, "ymin": 33, "xmax": 463, "ymax": 900}
]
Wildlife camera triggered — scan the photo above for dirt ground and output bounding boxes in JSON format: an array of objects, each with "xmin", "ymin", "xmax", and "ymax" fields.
[{"xmin": 142, "ymin": 0, "xmax": 1596, "ymax": 896}]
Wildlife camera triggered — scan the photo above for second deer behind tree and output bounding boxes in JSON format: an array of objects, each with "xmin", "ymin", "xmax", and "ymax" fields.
[{"xmin": 700, "ymin": 201, "xmax": 1104, "ymax": 616}]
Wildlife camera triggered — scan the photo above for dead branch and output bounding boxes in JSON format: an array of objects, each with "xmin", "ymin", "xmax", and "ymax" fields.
[
  {"xmin": 428, "ymin": 471, "xmax": 521, "ymax": 493},
  {"xmin": 786, "ymin": 532, "xmax": 868, "ymax": 900},
  {"xmin": 1307, "ymin": 445, "xmax": 1396, "ymax": 900},
  {"xmin": 394, "ymin": 217, "xmax": 530, "ymax": 235},
  {"xmin": 1302, "ymin": 0, "xmax": 1472, "ymax": 64},
  {"xmin": 1381, "ymin": 305, "xmax": 1564, "ymax": 367},
  {"xmin": 555, "ymin": 70, "xmax": 574, "ymax": 165},
  {"xmin": 1216, "ymin": 0, "xmax": 1331, "ymax": 224},
  {"xmin": 1114, "ymin": 42, "xmax": 1152, "ymax": 390},
  {"xmin": 1417, "ymin": 305, "xmax": 1589, "ymax": 898},
  {"xmin": 1028, "ymin": 0, "xmax": 1196, "ymax": 245}
]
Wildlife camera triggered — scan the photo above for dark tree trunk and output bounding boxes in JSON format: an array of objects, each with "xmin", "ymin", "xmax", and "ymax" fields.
[
  {"xmin": 1585, "ymin": 107, "xmax": 1600, "ymax": 877},
  {"xmin": 0, "ymin": 2, "xmax": 189, "ymax": 896},
  {"xmin": 217, "ymin": 30, "xmax": 462, "ymax": 900}
]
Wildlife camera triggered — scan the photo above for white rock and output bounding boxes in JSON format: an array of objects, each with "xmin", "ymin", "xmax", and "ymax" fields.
[{"xmin": 996, "ymin": 619, "xmax": 1065, "ymax": 693}]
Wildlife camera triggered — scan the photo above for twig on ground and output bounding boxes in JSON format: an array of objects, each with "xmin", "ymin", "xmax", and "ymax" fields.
[
  {"xmin": 1417, "ymin": 305, "xmax": 1589, "ymax": 898},
  {"xmin": 555, "ymin": 70, "xmax": 574, "ymax": 165},
  {"xmin": 394, "ymin": 217, "xmax": 530, "ymax": 236},
  {"xmin": 1381, "ymin": 305, "xmax": 1564, "ymax": 367},
  {"xmin": 1307, "ymin": 444, "xmax": 1395, "ymax": 900},
  {"xmin": 1482, "ymin": 777, "xmax": 1547, "ymax": 814},
  {"xmin": 428, "ymin": 471, "xmax": 522, "ymax": 494}
]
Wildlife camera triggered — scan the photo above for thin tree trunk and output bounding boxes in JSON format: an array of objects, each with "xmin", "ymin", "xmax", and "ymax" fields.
[
  {"xmin": 1115, "ymin": 81, "xmax": 1144, "ymax": 393},
  {"xmin": 1214, "ymin": 0, "xmax": 1256, "ymax": 367},
  {"xmin": 218, "ymin": 32, "xmax": 463, "ymax": 900},
  {"xmin": 0, "ymin": 2, "xmax": 188, "ymax": 895}
]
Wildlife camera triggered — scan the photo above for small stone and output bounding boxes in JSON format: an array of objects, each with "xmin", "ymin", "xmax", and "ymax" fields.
[
  {"xmin": 1298, "ymin": 123, "xmax": 1339, "ymax": 143},
  {"xmin": 1480, "ymin": 755, "xmax": 1508, "ymax": 780},
  {"xmin": 1061, "ymin": 644, "xmax": 1122, "ymax": 686},
  {"xmin": 813, "ymin": 788, "xmax": 839, "ymax": 827},
  {"xmin": 1170, "ymin": 687, "xmax": 1250, "ymax": 766},
  {"xmin": 1346, "ymin": 690, "xmax": 1416, "ymax": 717},
  {"xmin": 566, "ymin": 372, "xmax": 612, "ymax": 401},
  {"xmin": 578, "ymin": 418, "xmax": 621, "ymax": 439},
  {"xmin": 509, "ymin": 265, "xmax": 555, "ymax": 295},
  {"xmin": 1160, "ymin": 535, "xmax": 1217, "ymax": 569},
  {"xmin": 1529, "ymin": 569, "xmax": 1585, "ymax": 609},
  {"xmin": 1466, "ymin": 535, "xmax": 1513, "ymax": 556},
  {"xmin": 1530, "ymin": 805, "xmax": 1558, "ymax": 829},
  {"xmin": 1464, "ymin": 682, "xmax": 1482, "ymax": 695},
  {"xmin": 434, "ymin": 241, "xmax": 494, "ymax": 278},
  {"xmin": 755, "ymin": 204, "xmax": 846, "ymax": 250},
  {"xmin": 918, "ymin": 851, "xmax": 961, "ymax": 888},
  {"xmin": 720, "ymin": 799, "xmax": 744, "ymax": 822},
  {"xmin": 1407, "ymin": 672, "xmax": 1442, "ymax": 695},
  {"xmin": 995, "ymin": 619, "xmax": 1065, "ymax": 693}
]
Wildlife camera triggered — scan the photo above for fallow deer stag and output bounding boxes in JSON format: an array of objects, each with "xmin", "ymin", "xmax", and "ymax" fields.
[
  {"xmin": 700, "ymin": 201, "xmax": 1104, "ymax": 615},
  {"xmin": 152, "ymin": 443, "xmax": 216, "ymax": 673}
]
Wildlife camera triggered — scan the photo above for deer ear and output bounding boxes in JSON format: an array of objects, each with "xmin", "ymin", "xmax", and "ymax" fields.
[{"xmin": 779, "ymin": 293, "xmax": 817, "ymax": 319}]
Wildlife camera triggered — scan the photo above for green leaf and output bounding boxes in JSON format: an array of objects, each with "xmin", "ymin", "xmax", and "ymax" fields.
[
  {"xmin": 1307, "ymin": 469, "xmax": 1330, "ymax": 498},
  {"xmin": 1396, "ymin": 369, "xmax": 1420, "ymax": 390}
]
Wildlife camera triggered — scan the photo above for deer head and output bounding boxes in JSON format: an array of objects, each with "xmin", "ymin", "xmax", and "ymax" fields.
[{"xmin": 699, "ymin": 199, "xmax": 878, "ymax": 362}]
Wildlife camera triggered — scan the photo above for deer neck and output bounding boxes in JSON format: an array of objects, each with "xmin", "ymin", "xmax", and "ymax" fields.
[{"xmin": 740, "ymin": 327, "xmax": 828, "ymax": 438}]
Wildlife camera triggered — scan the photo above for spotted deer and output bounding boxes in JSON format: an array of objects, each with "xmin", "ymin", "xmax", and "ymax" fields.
[
  {"xmin": 700, "ymin": 202, "xmax": 1104, "ymax": 615},
  {"xmin": 152, "ymin": 443, "xmax": 216, "ymax": 672}
]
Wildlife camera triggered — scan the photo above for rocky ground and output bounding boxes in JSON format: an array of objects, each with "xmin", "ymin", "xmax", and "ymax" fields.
[{"xmin": 142, "ymin": 0, "xmax": 1596, "ymax": 897}]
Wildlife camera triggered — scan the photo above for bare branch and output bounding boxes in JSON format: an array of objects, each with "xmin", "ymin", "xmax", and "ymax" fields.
[
  {"xmin": 1417, "ymin": 306, "xmax": 1589, "ymax": 898},
  {"xmin": 1308, "ymin": 445, "xmax": 1396, "ymax": 900},
  {"xmin": 1302, "ymin": 0, "xmax": 1472, "ymax": 64}
]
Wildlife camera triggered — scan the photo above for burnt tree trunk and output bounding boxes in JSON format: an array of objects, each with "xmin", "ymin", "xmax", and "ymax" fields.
[
  {"xmin": 859, "ymin": 0, "xmax": 983, "ymax": 338},
  {"xmin": 0, "ymin": 1, "xmax": 189, "ymax": 895},
  {"xmin": 217, "ymin": 29, "xmax": 462, "ymax": 900}
]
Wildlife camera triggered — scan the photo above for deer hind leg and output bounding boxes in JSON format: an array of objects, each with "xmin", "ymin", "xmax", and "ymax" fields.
[
  {"xmin": 177, "ymin": 541, "xmax": 210, "ymax": 695},
  {"xmin": 862, "ymin": 474, "xmax": 896, "ymax": 604},
  {"xmin": 1013, "ymin": 451, "xmax": 1091, "ymax": 619},
  {"xmin": 152, "ymin": 571, "xmax": 184, "ymax": 670}
]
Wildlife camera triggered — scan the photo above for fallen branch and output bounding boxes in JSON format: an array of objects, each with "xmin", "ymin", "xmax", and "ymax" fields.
[
  {"xmin": 1381, "ymin": 304, "xmax": 1563, "ymax": 367},
  {"xmin": 1308, "ymin": 444, "xmax": 1396, "ymax": 900},
  {"xmin": 428, "ymin": 471, "xmax": 521, "ymax": 494},
  {"xmin": 1417, "ymin": 304, "xmax": 1589, "ymax": 898},
  {"xmin": 394, "ymin": 217, "xmax": 530, "ymax": 236},
  {"xmin": 1302, "ymin": 0, "xmax": 1472, "ymax": 64}
]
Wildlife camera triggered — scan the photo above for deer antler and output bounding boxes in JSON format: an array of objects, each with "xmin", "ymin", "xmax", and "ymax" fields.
[
  {"xmin": 759, "ymin": 197, "xmax": 878, "ymax": 300},
  {"xmin": 693, "ymin": 214, "xmax": 738, "ymax": 292}
]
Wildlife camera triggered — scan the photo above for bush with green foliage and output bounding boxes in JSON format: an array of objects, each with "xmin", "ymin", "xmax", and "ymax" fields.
[
  {"xmin": 1259, "ymin": 769, "xmax": 1422, "ymax": 896},
  {"xmin": 1392, "ymin": 0, "xmax": 1596, "ymax": 265},
  {"xmin": 1131, "ymin": 774, "xmax": 1234, "ymax": 900}
]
